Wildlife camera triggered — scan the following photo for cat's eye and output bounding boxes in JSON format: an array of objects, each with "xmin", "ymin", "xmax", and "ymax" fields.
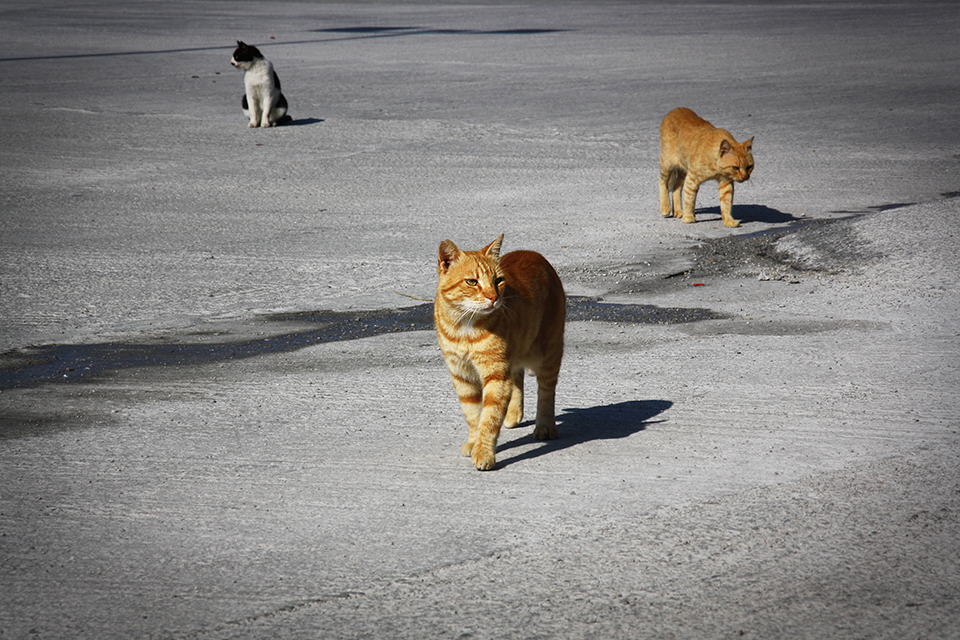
[
  {"xmin": 746, "ymin": 165, "xmax": 754, "ymax": 171},
  {"xmin": 494, "ymin": 277, "xmax": 505, "ymax": 287},
  {"xmin": 465, "ymin": 278, "xmax": 478, "ymax": 286}
]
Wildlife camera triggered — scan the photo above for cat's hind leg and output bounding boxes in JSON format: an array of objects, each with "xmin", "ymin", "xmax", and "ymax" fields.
[
  {"xmin": 659, "ymin": 166, "xmax": 676, "ymax": 217},
  {"xmin": 532, "ymin": 360, "xmax": 560, "ymax": 441},
  {"xmin": 503, "ymin": 367, "xmax": 524, "ymax": 429},
  {"xmin": 680, "ymin": 174, "xmax": 700, "ymax": 223},
  {"xmin": 270, "ymin": 93, "xmax": 291, "ymax": 126},
  {"xmin": 671, "ymin": 169, "xmax": 688, "ymax": 219}
]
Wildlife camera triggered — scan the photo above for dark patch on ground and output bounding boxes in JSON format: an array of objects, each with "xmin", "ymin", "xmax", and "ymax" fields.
[
  {"xmin": 593, "ymin": 214, "xmax": 879, "ymax": 295},
  {"xmin": 687, "ymin": 215, "xmax": 878, "ymax": 282},
  {"xmin": 313, "ymin": 26, "xmax": 570, "ymax": 37},
  {"xmin": 691, "ymin": 225, "xmax": 813, "ymax": 280},
  {"xmin": 273, "ymin": 298, "xmax": 722, "ymax": 332},
  {"xmin": 0, "ymin": 298, "xmax": 721, "ymax": 390},
  {"xmin": 565, "ymin": 297, "xmax": 723, "ymax": 324}
]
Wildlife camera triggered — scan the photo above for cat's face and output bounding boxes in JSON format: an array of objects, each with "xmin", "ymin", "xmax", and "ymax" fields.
[
  {"xmin": 230, "ymin": 41, "xmax": 261, "ymax": 70},
  {"xmin": 437, "ymin": 236, "xmax": 506, "ymax": 318},
  {"xmin": 719, "ymin": 138, "xmax": 755, "ymax": 183}
]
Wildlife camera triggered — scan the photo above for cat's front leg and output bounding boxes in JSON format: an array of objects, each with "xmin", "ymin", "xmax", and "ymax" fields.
[
  {"xmin": 503, "ymin": 367, "xmax": 524, "ymax": 429},
  {"xmin": 451, "ymin": 376, "xmax": 482, "ymax": 457},
  {"xmin": 718, "ymin": 179, "xmax": 740, "ymax": 227},
  {"xmin": 472, "ymin": 377, "xmax": 512, "ymax": 470},
  {"xmin": 246, "ymin": 93, "xmax": 262, "ymax": 128},
  {"xmin": 259, "ymin": 96, "xmax": 275, "ymax": 127},
  {"xmin": 248, "ymin": 105, "xmax": 261, "ymax": 128}
]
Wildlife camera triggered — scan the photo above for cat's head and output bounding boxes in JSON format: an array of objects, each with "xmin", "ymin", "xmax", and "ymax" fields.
[
  {"xmin": 436, "ymin": 235, "xmax": 506, "ymax": 319},
  {"xmin": 230, "ymin": 41, "xmax": 262, "ymax": 70},
  {"xmin": 718, "ymin": 137, "xmax": 755, "ymax": 183}
]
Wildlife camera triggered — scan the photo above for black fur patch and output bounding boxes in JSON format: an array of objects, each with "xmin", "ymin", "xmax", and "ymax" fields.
[{"xmin": 231, "ymin": 41, "xmax": 262, "ymax": 63}]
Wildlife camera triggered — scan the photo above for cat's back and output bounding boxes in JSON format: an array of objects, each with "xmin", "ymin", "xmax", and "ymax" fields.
[
  {"xmin": 500, "ymin": 250, "xmax": 565, "ymax": 319},
  {"xmin": 661, "ymin": 107, "xmax": 709, "ymax": 131},
  {"xmin": 661, "ymin": 107, "xmax": 718, "ymax": 146}
]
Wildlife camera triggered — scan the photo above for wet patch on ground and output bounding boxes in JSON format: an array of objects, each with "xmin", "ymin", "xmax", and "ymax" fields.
[
  {"xmin": 1, "ymin": 212, "xmax": 898, "ymax": 391},
  {"xmin": 599, "ymin": 215, "xmax": 876, "ymax": 293},
  {"xmin": 680, "ymin": 316, "xmax": 890, "ymax": 337},
  {"xmin": 0, "ymin": 298, "xmax": 723, "ymax": 390}
]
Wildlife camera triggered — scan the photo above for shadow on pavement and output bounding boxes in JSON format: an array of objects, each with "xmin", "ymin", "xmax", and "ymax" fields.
[
  {"xmin": 1, "ymin": 300, "xmax": 718, "ymax": 390},
  {"xmin": 696, "ymin": 204, "xmax": 801, "ymax": 225},
  {"xmin": 495, "ymin": 399, "xmax": 672, "ymax": 469},
  {"xmin": 312, "ymin": 26, "xmax": 570, "ymax": 37},
  {"xmin": 284, "ymin": 117, "xmax": 324, "ymax": 126}
]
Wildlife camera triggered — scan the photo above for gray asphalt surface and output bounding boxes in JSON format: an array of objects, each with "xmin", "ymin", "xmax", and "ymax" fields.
[{"xmin": 1, "ymin": 1, "xmax": 959, "ymax": 639}]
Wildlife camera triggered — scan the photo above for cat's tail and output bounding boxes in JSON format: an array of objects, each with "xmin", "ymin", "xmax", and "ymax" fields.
[{"xmin": 276, "ymin": 114, "xmax": 293, "ymax": 125}]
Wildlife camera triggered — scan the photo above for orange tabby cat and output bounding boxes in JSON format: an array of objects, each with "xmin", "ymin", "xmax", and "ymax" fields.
[
  {"xmin": 659, "ymin": 107, "xmax": 754, "ymax": 228},
  {"xmin": 434, "ymin": 235, "xmax": 566, "ymax": 471}
]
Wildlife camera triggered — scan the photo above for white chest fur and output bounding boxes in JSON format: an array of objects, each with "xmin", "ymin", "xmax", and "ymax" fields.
[
  {"xmin": 242, "ymin": 59, "xmax": 281, "ymax": 127},
  {"xmin": 244, "ymin": 59, "xmax": 275, "ymax": 95}
]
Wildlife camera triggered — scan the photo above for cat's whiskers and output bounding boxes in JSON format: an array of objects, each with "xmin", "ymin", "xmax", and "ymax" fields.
[
  {"xmin": 455, "ymin": 305, "xmax": 488, "ymax": 329},
  {"xmin": 497, "ymin": 294, "xmax": 520, "ymax": 330},
  {"xmin": 455, "ymin": 307, "xmax": 475, "ymax": 326}
]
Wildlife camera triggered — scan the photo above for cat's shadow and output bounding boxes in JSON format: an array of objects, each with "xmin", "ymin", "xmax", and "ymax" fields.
[
  {"xmin": 284, "ymin": 117, "xmax": 324, "ymax": 126},
  {"xmin": 494, "ymin": 399, "xmax": 672, "ymax": 469},
  {"xmin": 697, "ymin": 204, "xmax": 799, "ymax": 224}
]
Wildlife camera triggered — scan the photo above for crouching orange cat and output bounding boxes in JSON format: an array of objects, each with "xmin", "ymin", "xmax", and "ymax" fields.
[
  {"xmin": 659, "ymin": 107, "xmax": 754, "ymax": 228},
  {"xmin": 434, "ymin": 235, "xmax": 565, "ymax": 470}
]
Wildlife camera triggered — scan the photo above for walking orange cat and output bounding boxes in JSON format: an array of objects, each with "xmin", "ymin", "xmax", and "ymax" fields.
[
  {"xmin": 659, "ymin": 107, "xmax": 755, "ymax": 227},
  {"xmin": 434, "ymin": 235, "xmax": 566, "ymax": 470}
]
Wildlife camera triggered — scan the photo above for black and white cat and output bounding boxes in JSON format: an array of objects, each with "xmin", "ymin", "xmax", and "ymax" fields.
[{"xmin": 229, "ymin": 41, "xmax": 291, "ymax": 127}]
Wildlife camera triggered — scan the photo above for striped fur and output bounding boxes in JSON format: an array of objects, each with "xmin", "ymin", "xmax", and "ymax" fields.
[
  {"xmin": 434, "ymin": 235, "xmax": 566, "ymax": 471},
  {"xmin": 659, "ymin": 107, "xmax": 754, "ymax": 228}
]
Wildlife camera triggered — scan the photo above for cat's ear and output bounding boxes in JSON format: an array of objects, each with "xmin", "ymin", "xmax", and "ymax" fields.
[
  {"xmin": 237, "ymin": 40, "xmax": 244, "ymax": 47},
  {"xmin": 482, "ymin": 234, "xmax": 504, "ymax": 261},
  {"xmin": 719, "ymin": 139, "xmax": 733, "ymax": 157},
  {"xmin": 744, "ymin": 137, "xmax": 754, "ymax": 152},
  {"xmin": 438, "ymin": 240, "xmax": 461, "ymax": 274}
]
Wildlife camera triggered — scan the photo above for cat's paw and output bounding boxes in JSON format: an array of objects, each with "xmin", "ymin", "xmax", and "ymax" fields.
[
  {"xmin": 461, "ymin": 441, "xmax": 474, "ymax": 456},
  {"xmin": 681, "ymin": 215, "xmax": 697, "ymax": 224},
  {"xmin": 472, "ymin": 449, "xmax": 496, "ymax": 471},
  {"xmin": 534, "ymin": 422, "xmax": 558, "ymax": 440},
  {"xmin": 503, "ymin": 413, "xmax": 523, "ymax": 429},
  {"xmin": 724, "ymin": 219, "xmax": 741, "ymax": 228},
  {"xmin": 248, "ymin": 121, "xmax": 258, "ymax": 128}
]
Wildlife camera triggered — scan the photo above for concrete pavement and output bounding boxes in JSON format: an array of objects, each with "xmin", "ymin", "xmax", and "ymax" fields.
[{"xmin": 1, "ymin": 1, "xmax": 958, "ymax": 638}]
